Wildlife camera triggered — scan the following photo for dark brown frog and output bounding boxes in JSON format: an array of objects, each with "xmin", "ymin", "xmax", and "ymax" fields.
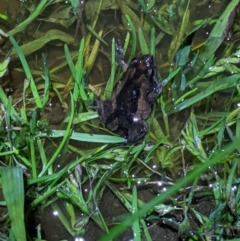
[{"xmin": 97, "ymin": 44, "xmax": 163, "ymax": 142}]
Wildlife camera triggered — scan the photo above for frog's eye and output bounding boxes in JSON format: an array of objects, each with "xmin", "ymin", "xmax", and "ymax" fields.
[{"xmin": 131, "ymin": 58, "xmax": 138, "ymax": 65}]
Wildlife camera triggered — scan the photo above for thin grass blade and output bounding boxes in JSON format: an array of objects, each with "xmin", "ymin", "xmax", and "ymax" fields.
[
  {"xmin": 8, "ymin": 0, "xmax": 50, "ymax": 35},
  {"xmin": 10, "ymin": 30, "xmax": 74, "ymax": 59},
  {"xmin": 74, "ymin": 38, "xmax": 88, "ymax": 102},
  {"xmin": 86, "ymin": 25, "xmax": 107, "ymax": 46},
  {"xmin": 105, "ymin": 38, "xmax": 116, "ymax": 98},
  {"xmin": 0, "ymin": 167, "xmax": 26, "ymax": 241},
  {"xmin": 84, "ymin": 30, "xmax": 104, "ymax": 73},
  {"xmin": 9, "ymin": 36, "xmax": 42, "ymax": 108},
  {"xmin": 138, "ymin": 28, "xmax": 149, "ymax": 54},
  {"xmin": 125, "ymin": 15, "xmax": 137, "ymax": 61},
  {"xmin": 41, "ymin": 130, "xmax": 126, "ymax": 143},
  {"xmin": 170, "ymin": 74, "xmax": 240, "ymax": 114},
  {"xmin": 42, "ymin": 53, "xmax": 50, "ymax": 106},
  {"xmin": 132, "ymin": 186, "xmax": 141, "ymax": 241},
  {"xmin": 0, "ymin": 88, "xmax": 18, "ymax": 121}
]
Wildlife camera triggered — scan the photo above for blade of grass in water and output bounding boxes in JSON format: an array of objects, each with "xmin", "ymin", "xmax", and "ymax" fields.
[
  {"xmin": 39, "ymin": 93, "xmax": 75, "ymax": 177},
  {"xmin": 236, "ymin": 112, "xmax": 240, "ymax": 152},
  {"xmin": 138, "ymin": 0, "xmax": 148, "ymax": 13},
  {"xmin": 170, "ymin": 74, "xmax": 240, "ymax": 114},
  {"xmin": 0, "ymin": 167, "xmax": 26, "ymax": 241},
  {"xmin": 132, "ymin": 186, "xmax": 141, "ymax": 241},
  {"xmin": 123, "ymin": 32, "xmax": 130, "ymax": 57},
  {"xmin": 98, "ymin": 139, "xmax": 240, "ymax": 241},
  {"xmin": 74, "ymin": 38, "xmax": 88, "ymax": 102},
  {"xmin": 38, "ymin": 130, "xmax": 126, "ymax": 143},
  {"xmin": 83, "ymin": 0, "xmax": 103, "ymax": 57},
  {"xmin": 150, "ymin": 27, "xmax": 156, "ymax": 56},
  {"xmin": 42, "ymin": 53, "xmax": 50, "ymax": 106},
  {"xmin": 0, "ymin": 57, "xmax": 10, "ymax": 77},
  {"xmin": 0, "ymin": 87, "xmax": 18, "ymax": 121},
  {"xmin": 168, "ymin": 0, "xmax": 190, "ymax": 61},
  {"xmin": 10, "ymin": 30, "xmax": 74, "ymax": 60},
  {"xmin": 30, "ymin": 112, "xmax": 38, "ymax": 179},
  {"xmin": 138, "ymin": 28, "xmax": 149, "ymax": 54},
  {"xmin": 51, "ymin": 202, "xmax": 77, "ymax": 236},
  {"xmin": 84, "ymin": 30, "xmax": 104, "ymax": 73},
  {"xmin": 64, "ymin": 44, "xmax": 76, "ymax": 79},
  {"xmin": 9, "ymin": 36, "xmax": 42, "ymax": 108},
  {"xmin": 217, "ymin": 118, "xmax": 226, "ymax": 150},
  {"xmin": 64, "ymin": 111, "xmax": 98, "ymax": 124},
  {"xmin": 188, "ymin": 55, "xmax": 215, "ymax": 86},
  {"xmin": 86, "ymin": 25, "xmax": 108, "ymax": 46},
  {"xmin": 105, "ymin": 38, "xmax": 116, "ymax": 98},
  {"xmin": 0, "ymin": 13, "xmax": 8, "ymax": 21},
  {"xmin": 198, "ymin": 0, "xmax": 239, "ymax": 63},
  {"xmin": 125, "ymin": 15, "xmax": 137, "ymax": 61},
  {"xmin": 226, "ymin": 159, "xmax": 237, "ymax": 199},
  {"xmin": 8, "ymin": 0, "xmax": 50, "ymax": 35},
  {"xmin": 21, "ymin": 78, "xmax": 29, "ymax": 120}
]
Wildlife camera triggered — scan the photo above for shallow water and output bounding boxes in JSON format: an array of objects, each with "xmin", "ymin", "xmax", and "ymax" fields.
[{"xmin": 0, "ymin": 0, "xmax": 234, "ymax": 240}]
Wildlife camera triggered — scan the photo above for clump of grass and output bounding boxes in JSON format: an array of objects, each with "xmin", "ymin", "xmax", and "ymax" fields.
[{"xmin": 0, "ymin": 0, "xmax": 240, "ymax": 241}]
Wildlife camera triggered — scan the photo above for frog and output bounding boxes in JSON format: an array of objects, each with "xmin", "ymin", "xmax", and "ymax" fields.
[{"xmin": 96, "ymin": 42, "xmax": 163, "ymax": 142}]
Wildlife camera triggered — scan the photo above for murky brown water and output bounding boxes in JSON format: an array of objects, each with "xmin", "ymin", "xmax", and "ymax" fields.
[{"xmin": 0, "ymin": 0, "xmax": 235, "ymax": 240}]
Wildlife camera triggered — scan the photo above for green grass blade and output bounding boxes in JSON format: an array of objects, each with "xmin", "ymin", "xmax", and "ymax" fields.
[
  {"xmin": 138, "ymin": 0, "xmax": 148, "ymax": 13},
  {"xmin": 30, "ymin": 112, "xmax": 38, "ymax": 179},
  {"xmin": 150, "ymin": 27, "xmax": 155, "ymax": 56},
  {"xmin": 74, "ymin": 38, "xmax": 88, "ymax": 102},
  {"xmin": 0, "ymin": 86, "xmax": 19, "ymax": 120},
  {"xmin": 226, "ymin": 159, "xmax": 237, "ymax": 199},
  {"xmin": 86, "ymin": 24, "xmax": 108, "ymax": 46},
  {"xmin": 105, "ymin": 38, "xmax": 116, "ymax": 98},
  {"xmin": 64, "ymin": 44, "xmax": 76, "ymax": 79},
  {"xmin": 188, "ymin": 55, "xmax": 215, "ymax": 86},
  {"xmin": 9, "ymin": 36, "xmax": 42, "ymax": 108},
  {"xmin": 0, "ymin": 57, "xmax": 10, "ymax": 77},
  {"xmin": 42, "ymin": 53, "xmax": 50, "ymax": 106},
  {"xmin": 38, "ymin": 130, "xmax": 126, "ymax": 143},
  {"xmin": 198, "ymin": 0, "xmax": 239, "ymax": 63},
  {"xmin": 168, "ymin": 0, "xmax": 190, "ymax": 61},
  {"xmin": 84, "ymin": 30, "xmax": 104, "ymax": 73},
  {"xmin": 138, "ymin": 28, "xmax": 149, "ymax": 54},
  {"xmin": 217, "ymin": 118, "xmax": 225, "ymax": 149},
  {"xmin": 125, "ymin": 15, "xmax": 137, "ymax": 61},
  {"xmin": 10, "ymin": 30, "xmax": 74, "ymax": 60},
  {"xmin": 64, "ymin": 111, "xmax": 98, "ymax": 124},
  {"xmin": 170, "ymin": 74, "xmax": 240, "ymax": 114},
  {"xmin": 123, "ymin": 32, "xmax": 130, "ymax": 57},
  {"xmin": 8, "ymin": 0, "xmax": 50, "ymax": 36},
  {"xmin": 0, "ymin": 167, "xmax": 26, "ymax": 241},
  {"xmin": 237, "ymin": 112, "xmax": 240, "ymax": 152},
  {"xmin": 132, "ymin": 186, "xmax": 141, "ymax": 241},
  {"xmin": 39, "ymin": 93, "xmax": 75, "ymax": 177},
  {"xmin": 51, "ymin": 202, "xmax": 77, "ymax": 236}
]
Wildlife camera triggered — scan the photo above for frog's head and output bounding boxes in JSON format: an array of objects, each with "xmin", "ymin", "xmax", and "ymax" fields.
[{"xmin": 131, "ymin": 55, "xmax": 155, "ymax": 78}]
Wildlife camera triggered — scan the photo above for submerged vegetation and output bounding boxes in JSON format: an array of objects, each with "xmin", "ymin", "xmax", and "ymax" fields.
[{"xmin": 0, "ymin": 0, "xmax": 240, "ymax": 240}]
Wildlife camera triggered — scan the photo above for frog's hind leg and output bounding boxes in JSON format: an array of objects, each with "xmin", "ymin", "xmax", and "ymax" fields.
[
  {"xmin": 115, "ymin": 39, "xmax": 128, "ymax": 72},
  {"xmin": 127, "ymin": 121, "xmax": 149, "ymax": 142}
]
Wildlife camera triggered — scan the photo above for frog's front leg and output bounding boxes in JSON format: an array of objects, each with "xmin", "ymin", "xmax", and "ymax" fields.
[
  {"xmin": 115, "ymin": 40, "xmax": 128, "ymax": 72},
  {"xmin": 147, "ymin": 61, "xmax": 163, "ymax": 102}
]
